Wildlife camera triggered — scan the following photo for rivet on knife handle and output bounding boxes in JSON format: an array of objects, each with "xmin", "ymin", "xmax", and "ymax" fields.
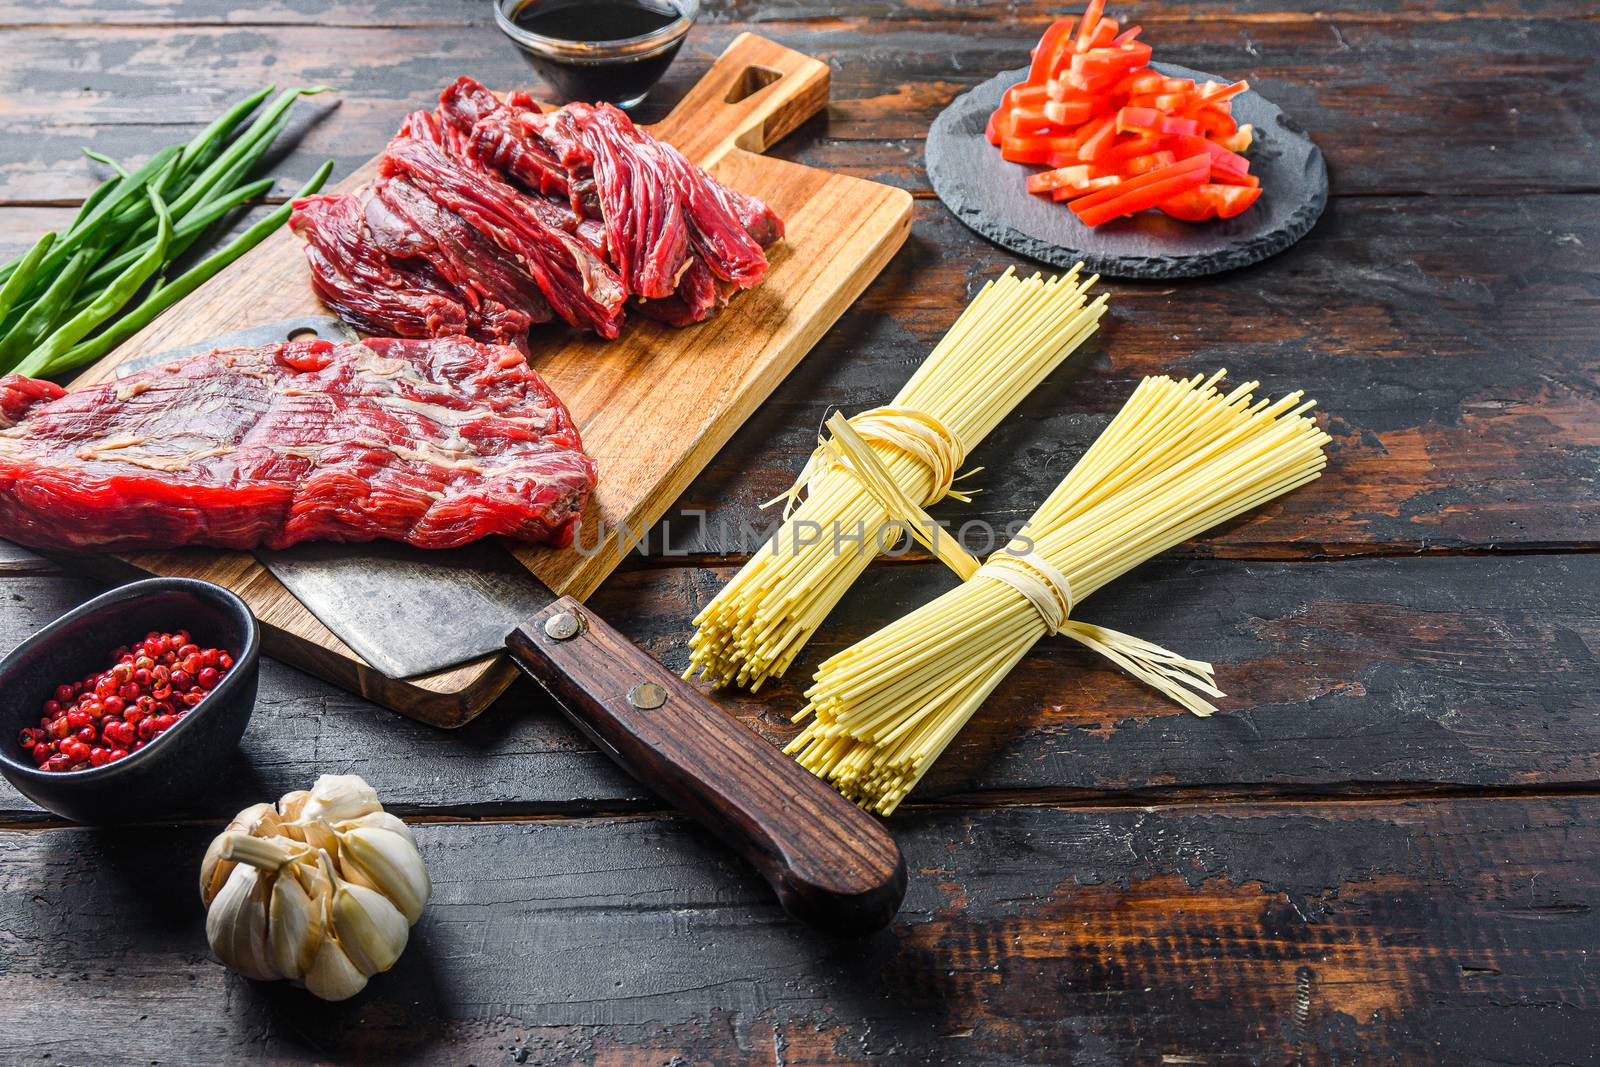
[{"xmin": 507, "ymin": 596, "xmax": 907, "ymax": 933}]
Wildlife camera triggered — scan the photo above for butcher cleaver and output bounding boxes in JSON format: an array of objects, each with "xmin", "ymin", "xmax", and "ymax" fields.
[
  {"xmin": 115, "ymin": 319, "xmax": 908, "ymax": 933},
  {"xmin": 115, "ymin": 316, "xmax": 585, "ymax": 679}
]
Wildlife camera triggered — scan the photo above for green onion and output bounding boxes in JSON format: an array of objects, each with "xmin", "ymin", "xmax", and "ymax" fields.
[
  {"xmin": 0, "ymin": 232, "xmax": 55, "ymax": 323},
  {"xmin": 0, "ymin": 85, "xmax": 336, "ymax": 377},
  {"xmin": 0, "ymin": 247, "xmax": 98, "ymax": 368},
  {"xmin": 15, "ymin": 191, "xmax": 174, "ymax": 378},
  {"xmin": 43, "ymin": 160, "xmax": 334, "ymax": 378}
]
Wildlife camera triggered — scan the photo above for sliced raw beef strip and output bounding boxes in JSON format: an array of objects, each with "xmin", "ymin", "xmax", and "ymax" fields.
[
  {"xmin": 468, "ymin": 108, "xmax": 572, "ymax": 200},
  {"xmin": 366, "ymin": 177, "xmax": 552, "ymax": 344},
  {"xmin": 437, "ymin": 76, "xmax": 505, "ymax": 135},
  {"xmin": 400, "ymin": 107, "xmax": 480, "ymax": 168},
  {"xmin": 566, "ymin": 103, "xmax": 691, "ymax": 300},
  {"xmin": 0, "ymin": 338, "xmax": 598, "ymax": 553},
  {"xmin": 644, "ymin": 126, "xmax": 773, "ymax": 288},
  {"xmin": 725, "ymin": 184, "xmax": 786, "ymax": 248},
  {"xmin": 438, "ymin": 78, "xmax": 571, "ymax": 197},
  {"xmin": 290, "ymin": 194, "xmax": 472, "ymax": 340},
  {"xmin": 380, "ymin": 135, "xmax": 627, "ymax": 338},
  {"xmin": 636, "ymin": 252, "xmax": 723, "ymax": 327}
]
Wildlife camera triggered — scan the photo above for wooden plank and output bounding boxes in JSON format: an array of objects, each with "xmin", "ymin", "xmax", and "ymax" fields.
[
  {"xmin": 1, "ymin": 796, "xmax": 1597, "ymax": 1062},
  {"xmin": 0, "ymin": 16, "xmax": 1597, "ymax": 202},
  {"xmin": 2, "ymin": 551, "xmax": 1595, "ymax": 820}
]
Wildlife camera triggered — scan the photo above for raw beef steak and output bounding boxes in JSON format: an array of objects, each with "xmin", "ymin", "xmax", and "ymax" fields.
[
  {"xmin": 0, "ymin": 337, "xmax": 597, "ymax": 553},
  {"xmin": 291, "ymin": 77, "xmax": 785, "ymax": 344}
]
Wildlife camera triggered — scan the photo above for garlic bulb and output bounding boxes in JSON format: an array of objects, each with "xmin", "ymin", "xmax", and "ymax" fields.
[{"xmin": 199, "ymin": 774, "xmax": 429, "ymax": 1001}]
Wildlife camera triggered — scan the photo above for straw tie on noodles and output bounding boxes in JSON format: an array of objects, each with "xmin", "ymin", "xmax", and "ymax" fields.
[
  {"xmin": 788, "ymin": 371, "xmax": 1333, "ymax": 815},
  {"xmin": 686, "ymin": 267, "xmax": 1109, "ymax": 692}
]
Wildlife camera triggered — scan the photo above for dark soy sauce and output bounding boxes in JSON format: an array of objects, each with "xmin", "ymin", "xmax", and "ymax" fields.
[
  {"xmin": 505, "ymin": 0, "xmax": 691, "ymax": 108},
  {"xmin": 513, "ymin": 0, "xmax": 679, "ymax": 41}
]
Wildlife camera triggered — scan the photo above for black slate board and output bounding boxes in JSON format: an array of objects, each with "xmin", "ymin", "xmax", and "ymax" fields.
[{"xmin": 927, "ymin": 63, "xmax": 1328, "ymax": 279}]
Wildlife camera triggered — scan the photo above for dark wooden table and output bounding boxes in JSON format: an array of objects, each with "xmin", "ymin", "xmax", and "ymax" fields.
[{"xmin": 2, "ymin": 1, "xmax": 1597, "ymax": 1063}]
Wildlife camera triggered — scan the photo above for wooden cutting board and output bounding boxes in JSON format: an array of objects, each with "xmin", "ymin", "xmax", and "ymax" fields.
[{"xmin": 70, "ymin": 33, "xmax": 913, "ymax": 727}]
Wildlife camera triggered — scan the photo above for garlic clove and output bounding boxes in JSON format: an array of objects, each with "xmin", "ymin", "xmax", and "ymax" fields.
[
  {"xmin": 331, "ymin": 882, "xmax": 410, "ymax": 975},
  {"xmin": 276, "ymin": 789, "xmax": 311, "ymax": 828},
  {"xmin": 206, "ymin": 864, "xmax": 280, "ymax": 982},
  {"xmin": 218, "ymin": 830, "xmax": 309, "ymax": 872},
  {"xmin": 297, "ymin": 817, "xmax": 340, "ymax": 858},
  {"xmin": 302, "ymin": 933, "xmax": 369, "ymax": 1002},
  {"xmin": 299, "ymin": 774, "xmax": 382, "ymax": 824},
  {"xmin": 267, "ymin": 862, "xmax": 324, "ymax": 982},
  {"xmin": 199, "ymin": 803, "xmax": 284, "ymax": 907},
  {"xmin": 336, "ymin": 810, "xmax": 418, "ymax": 850},
  {"xmin": 338, "ymin": 827, "xmax": 431, "ymax": 925}
]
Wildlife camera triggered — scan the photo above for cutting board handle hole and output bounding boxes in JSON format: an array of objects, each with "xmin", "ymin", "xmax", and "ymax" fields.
[
  {"xmin": 286, "ymin": 327, "xmax": 322, "ymax": 342},
  {"xmin": 724, "ymin": 65, "xmax": 782, "ymax": 105}
]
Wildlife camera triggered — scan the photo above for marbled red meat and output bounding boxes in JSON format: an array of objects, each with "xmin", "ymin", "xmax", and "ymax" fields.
[
  {"xmin": 365, "ymin": 176, "xmax": 552, "ymax": 344},
  {"xmin": 0, "ymin": 338, "xmax": 597, "ymax": 553},
  {"xmin": 289, "ymin": 194, "xmax": 473, "ymax": 341},
  {"xmin": 290, "ymin": 77, "xmax": 784, "ymax": 345},
  {"xmin": 379, "ymin": 135, "xmax": 628, "ymax": 339}
]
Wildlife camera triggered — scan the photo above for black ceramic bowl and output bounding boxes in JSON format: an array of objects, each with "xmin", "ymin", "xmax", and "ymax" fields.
[
  {"xmin": 0, "ymin": 578, "xmax": 260, "ymax": 824},
  {"xmin": 493, "ymin": 0, "xmax": 699, "ymax": 109}
]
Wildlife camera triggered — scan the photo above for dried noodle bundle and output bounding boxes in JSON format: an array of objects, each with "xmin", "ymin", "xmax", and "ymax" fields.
[
  {"xmin": 687, "ymin": 267, "xmax": 1108, "ymax": 691},
  {"xmin": 789, "ymin": 371, "xmax": 1332, "ymax": 814}
]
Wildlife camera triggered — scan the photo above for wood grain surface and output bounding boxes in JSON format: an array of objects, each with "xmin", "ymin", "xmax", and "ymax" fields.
[
  {"xmin": 3, "ymin": 797, "xmax": 1597, "ymax": 1063},
  {"xmin": 1, "ymin": 0, "xmax": 1595, "ymax": 1061}
]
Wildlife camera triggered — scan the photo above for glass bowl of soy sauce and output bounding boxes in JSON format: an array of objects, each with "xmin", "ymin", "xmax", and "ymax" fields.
[{"xmin": 494, "ymin": 0, "xmax": 699, "ymax": 109}]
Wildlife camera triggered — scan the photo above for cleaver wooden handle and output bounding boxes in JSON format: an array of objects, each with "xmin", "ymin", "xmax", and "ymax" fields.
[{"xmin": 506, "ymin": 596, "xmax": 907, "ymax": 934}]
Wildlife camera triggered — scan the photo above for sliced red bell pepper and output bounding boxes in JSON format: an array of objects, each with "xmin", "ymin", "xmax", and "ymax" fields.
[
  {"xmin": 1155, "ymin": 189, "xmax": 1217, "ymax": 222},
  {"xmin": 1217, "ymin": 124, "xmax": 1254, "ymax": 152},
  {"xmin": 1074, "ymin": 113, "xmax": 1121, "ymax": 162},
  {"xmin": 1158, "ymin": 183, "xmax": 1262, "ymax": 221},
  {"xmin": 1181, "ymin": 78, "xmax": 1248, "ymax": 114},
  {"xmin": 1027, "ymin": 163, "xmax": 1092, "ymax": 194},
  {"xmin": 1052, "ymin": 175, "xmax": 1121, "ymax": 200},
  {"xmin": 1000, "ymin": 137, "xmax": 1059, "ymax": 164},
  {"xmin": 1044, "ymin": 99, "xmax": 1094, "ymax": 126},
  {"xmin": 1008, "ymin": 107, "xmax": 1063, "ymax": 136},
  {"xmin": 1192, "ymin": 104, "xmax": 1239, "ymax": 139},
  {"xmin": 1120, "ymin": 70, "xmax": 1166, "ymax": 96},
  {"xmin": 1115, "ymin": 107, "xmax": 1202, "ymax": 138},
  {"xmin": 1002, "ymin": 84, "xmax": 1050, "ymax": 110},
  {"xmin": 1168, "ymin": 134, "xmax": 1250, "ymax": 182},
  {"xmin": 1085, "ymin": 17, "xmax": 1120, "ymax": 51},
  {"xmin": 1067, "ymin": 152, "xmax": 1208, "ymax": 212},
  {"xmin": 1122, "ymin": 149, "xmax": 1178, "ymax": 175},
  {"xmin": 1028, "ymin": 163, "xmax": 1113, "ymax": 195},
  {"xmin": 1073, "ymin": 0, "xmax": 1108, "ymax": 53},
  {"xmin": 1028, "ymin": 19, "xmax": 1076, "ymax": 85},
  {"xmin": 991, "ymin": 3, "xmax": 1264, "ymax": 229},
  {"xmin": 1115, "ymin": 106, "xmax": 1161, "ymax": 132},
  {"xmin": 1074, "ymin": 168, "xmax": 1209, "ymax": 226},
  {"xmin": 1068, "ymin": 153, "xmax": 1208, "ymax": 221},
  {"xmin": 1105, "ymin": 132, "xmax": 1168, "ymax": 159},
  {"xmin": 1215, "ymin": 185, "xmax": 1261, "ymax": 214}
]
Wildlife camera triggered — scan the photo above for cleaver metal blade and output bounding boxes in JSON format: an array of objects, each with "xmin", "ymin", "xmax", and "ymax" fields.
[{"xmin": 117, "ymin": 317, "xmax": 564, "ymax": 680}]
